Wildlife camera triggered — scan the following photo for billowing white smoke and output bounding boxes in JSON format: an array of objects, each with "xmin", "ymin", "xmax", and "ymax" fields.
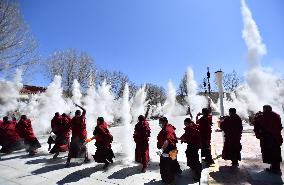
[
  {"xmin": 186, "ymin": 67, "xmax": 208, "ymax": 117},
  {"xmin": 241, "ymin": 0, "xmax": 266, "ymax": 68},
  {"xmin": 82, "ymin": 84, "xmax": 97, "ymax": 131},
  {"xmin": 94, "ymin": 81, "xmax": 115, "ymax": 123},
  {"xmin": 130, "ymin": 85, "xmax": 147, "ymax": 123},
  {"xmin": 0, "ymin": 70, "xmax": 23, "ymax": 117},
  {"xmin": 34, "ymin": 75, "xmax": 70, "ymax": 133},
  {"xmin": 162, "ymin": 80, "xmax": 185, "ymax": 117},
  {"xmin": 72, "ymin": 79, "xmax": 82, "ymax": 105},
  {"xmin": 220, "ymin": 0, "xmax": 284, "ymax": 123},
  {"xmin": 121, "ymin": 83, "xmax": 134, "ymax": 161}
]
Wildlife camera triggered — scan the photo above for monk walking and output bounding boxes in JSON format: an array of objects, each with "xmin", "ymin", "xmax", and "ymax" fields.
[
  {"xmin": 133, "ymin": 115, "xmax": 151, "ymax": 172},
  {"xmin": 219, "ymin": 108, "xmax": 243, "ymax": 167},
  {"xmin": 16, "ymin": 115, "xmax": 41, "ymax": 156},
  {"xmin": 179, "ymin": 118, "xmax": 202, "ymax": 181},
  {"xmin": 66, "ymin": 104, "xmax": 89, "ymax": 167},
  {"xmin": 86, "ymin": 117, "xmax": 115, "ymax": 169},
  {"xmin": 0, "ymin": 116, "xmax": 24, "ymax": 153},
  {"xmin": 253, "ymin": 105, "xmax": 283, "ymax": 174},
  {"xmin": 50, "ymin": 112, "xmax": 71, "ymax": 158},
  {"xmin": 196, "ymin": 108, "xmax": 214, "ymax": 165},
  {"xmin": 157, "ymin": 117, "xmax": 182, "ymax": 184}
]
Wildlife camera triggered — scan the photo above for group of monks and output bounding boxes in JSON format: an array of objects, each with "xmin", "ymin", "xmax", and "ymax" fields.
[{"xmin": 0, "ymin": 104, "xmax": 282, "ymax": 184}]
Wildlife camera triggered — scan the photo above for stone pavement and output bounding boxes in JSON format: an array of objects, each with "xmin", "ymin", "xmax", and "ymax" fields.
[{"xmin": 208, "ymin": 124, "xmax": 284, "ymax": 185}]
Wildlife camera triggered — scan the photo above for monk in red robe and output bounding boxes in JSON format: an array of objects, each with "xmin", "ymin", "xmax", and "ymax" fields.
[
  {"xmin": 16, "ymin": 115, "xmax": 41, "ymax": 156},
  {"xmin": 0, "ymin": 116, "xmax": 24, "ymax": 153},
  {"xmin": 157, "ymin": 117, "xmax": 182, "ymax": 184},
  {"xmin": 253, "ymin": 105, "xmax": 283, "ymax": 174},
  {"xmin": 66, "ymin": 104, "xmax": 89, "ymax": 167},
  {"xmin": 196, "ymin": 108, "xmax": 214, "ymax": 165},
  {"xmin": 87, "ymin": 117, "xmax": 114, "ymax": 169},
  {"xmin": 50, "ymin": 112, "xmax": 71, "ymax": 158},
  {"xmin": 220, "ymin": 108, "xmax": 243, "ymax": 167},
  {"xmin": 179, "ymin": 118, "xmax": 202, "ymax": 181},
  {"xmin": 133, "ymin": 115, "xmax": 151, "ymax": 172}
]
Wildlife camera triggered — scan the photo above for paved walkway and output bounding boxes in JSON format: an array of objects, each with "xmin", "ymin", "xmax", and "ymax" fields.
[{"xmin": 208, "ymin": 124, "xmax": 284, "ymax": 185}]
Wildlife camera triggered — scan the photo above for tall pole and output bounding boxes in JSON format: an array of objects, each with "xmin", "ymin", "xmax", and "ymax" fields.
[{"xmin": 215, "ymin": 70, "xmax": 224, "ymax": 117}]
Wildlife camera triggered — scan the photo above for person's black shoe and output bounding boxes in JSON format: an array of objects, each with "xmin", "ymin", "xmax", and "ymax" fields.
[
  {"xmin": 141, "ymin": 167, "xmax": 146, "ymax": 173},
  {"xmin": 232, "ymin": 161, "xmax": 239, "ymax": 167},
  {"xmin": 103, "ymin": 161, "xmax": 110, "ymax": 169},
  {"xmin": 53, "ymin": 152, "xmax": 59, "ymax": 159},
  {"xmin": 84, "ymin": 158, "xmax": 90, "ymax": 163},
  {"xmin": 265, "ymin": 168, "xmax": 282, "ymax": 175},
  {"xmin": 65, "ymin": 161, "xmax": 70, "ymax": 168}
]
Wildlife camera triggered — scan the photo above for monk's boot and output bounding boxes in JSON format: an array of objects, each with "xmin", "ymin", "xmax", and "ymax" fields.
[
  {"xmin": 103, "ymin": 161, "xmax": 110, "ymax": 169},
  {"xmin": 53, "ymin": 152, "xmax": 59, "ymax": 159},
  {"xmin": 65, "ymin": 159, "xmax": 71, "ymax": 167},
  {"xmin": 232, "ymin": 160, "xmax": 239, "ymax": 167},
  {"xmin": 84, "ymin": 157, "xmax": 90, "ymax": 163},
  {"xmin": 141, "ymin": 167, "xmax": 146, "ymax": 173}
]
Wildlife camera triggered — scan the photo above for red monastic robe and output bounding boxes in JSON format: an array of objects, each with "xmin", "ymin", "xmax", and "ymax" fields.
[
  {"xmin": 196, "ymin": 115, "xmax": 212, "ymax": 147},
  {"xmin": 16, "ymin": 118, "xmax": 36, "ymax": 140},
  {"xmin": 133, "ymin": 121, "xmax": 151, "ymax": 167},
  {"xmin": 220, "ymin": 114, "xmax": 243, "ymax": 161}
]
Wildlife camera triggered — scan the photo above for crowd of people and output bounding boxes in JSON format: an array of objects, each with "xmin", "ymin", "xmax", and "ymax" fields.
[{"xmin": 0, "ymin": 104, "xmax": 282, "ymax": 184}]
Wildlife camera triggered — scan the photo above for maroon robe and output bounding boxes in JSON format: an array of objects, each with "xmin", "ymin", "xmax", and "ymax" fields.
[
  {"xmin": 133, "ymin": 120, "xmax": 151, "ymax": 167},
  {"xmin": 254, "ymin": 111, "xmax": 283, "ymax": 164},
  {"xmin": 68, "ymin": 111, "xmax": 87, "ymax": 158},
  {"xmin": 157, "ymin": 123, "xmax": 181, "ymax": 184},
  {"xmin": 0, "ymin": 120, "xmax": 24, "ymax": 153},
  {"xmin": 196, "ymin": 115, "xmax": 212, "ymax": 147},
  {"xmin": 50, "ymin": 115, "xmax": 71, "ymax": 153},
  {"xmin": 16, "ymin": 118, "xmax": 41, "ymax": 152},
  {"xmin": 220, "ymin": 114, "xmax": 243, "ymax": 161},
  {"xmin": 179, "ymin": 123, "xmax": 202, "ymax": 179},
  {"xmin": 93, "ymin": 122, "xmax": 114, "ymax": 163}
]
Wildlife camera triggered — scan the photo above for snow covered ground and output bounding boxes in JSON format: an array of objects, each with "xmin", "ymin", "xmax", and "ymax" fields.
[{"xmin": 0, "ymin": 116, "xmax": 204, "ymax": 185}]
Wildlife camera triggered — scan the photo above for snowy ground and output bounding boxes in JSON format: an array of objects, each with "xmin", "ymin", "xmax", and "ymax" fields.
[
  {"xmin": 0, "ymin": 116, "xmax": 203, "ymax": 185},
  {"xmin": 1, "ymin": 116, "xmax": 283, "ymax": 185}
]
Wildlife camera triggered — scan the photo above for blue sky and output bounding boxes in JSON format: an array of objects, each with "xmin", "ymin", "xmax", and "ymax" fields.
[{"xmin": 19, "ymin": 0, "xmax": 284, "ymax": 88}]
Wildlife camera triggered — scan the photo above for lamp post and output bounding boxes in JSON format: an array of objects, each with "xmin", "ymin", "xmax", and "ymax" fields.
[{"xmin": 215, "ymin": 70, "xmax": 224, "ymax": 117}]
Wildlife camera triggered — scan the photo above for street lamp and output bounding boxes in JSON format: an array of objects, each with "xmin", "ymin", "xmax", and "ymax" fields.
[{"xmin": 215, "ymin": 70, "xmax": 224, "ymax": 117}]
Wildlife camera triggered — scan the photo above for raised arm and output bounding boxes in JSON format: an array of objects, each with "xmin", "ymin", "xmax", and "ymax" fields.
[{"xmin": 75, "ymin": 104, "xmax": 86, "ymax": 116}]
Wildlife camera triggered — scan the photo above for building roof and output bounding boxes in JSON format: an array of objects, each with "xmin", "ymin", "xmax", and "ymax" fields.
[{"xmin": 20, "ymin": 85, "xmax": 46, "ymax": 94}]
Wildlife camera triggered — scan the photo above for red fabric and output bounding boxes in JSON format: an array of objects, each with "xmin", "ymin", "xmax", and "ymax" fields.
[
  {"xmin": 220, "ymin": 114, "xmax": 243, "ymax": 143},
  {"xmin": 71, "ymin": 115, "xmax": 87, "ymax": 139},
  {"xmin": 133, "ymin": 121, "xmax": 151, "ymax": 167},
  {"xmin": 61, "ymin": 115, "xmax": 71, "ymax": 138},
  {"xmin": 220, "ymin": 114, "xmax": 243, "ymax": 160},
  {"xmin": 196, "ymin": 115, "xmax": 212, "ymax": 146},
  {"xmin": 51, "ymin": 115, "xmax": 62, "ymax": 135},
  {"xmin": 180, "ymin": 123, "xmax": 201, "ymax": 148},
  {"xmin": 157, "ymin": 123, "xmax": 177, "ymax": 149},
  {"xmin": 133, "ymin": 121, "xmax": 151, "ymax": 143},
  {"xmin": 16, "ymin": 118, "xmax": 36, "ymax": 140},
  {"xmin": 0, "ymin": 120, "xmax": 22, "ymax": 144},
  {"xmin": 254, "ymin": 111, "xmax": 283, "ymax": 145},
  {"xmin": 94, "ymin": 122, "xmax": 113, "ymax": 148}
]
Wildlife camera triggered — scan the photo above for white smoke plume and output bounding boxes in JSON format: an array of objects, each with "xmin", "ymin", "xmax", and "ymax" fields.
[
  {"xmin": 130, "ymin": 85, "xmax": 147, "ymax": 123},
  {"xmin": 186, "ymin": 67, "xmax": 208, "ymax": 117}
]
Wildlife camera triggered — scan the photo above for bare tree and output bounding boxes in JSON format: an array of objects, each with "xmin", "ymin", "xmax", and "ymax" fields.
[
  {"xmin": 45, "ymin": 49, "xmax": 95, "ymax": 96},
  {"xmin": 145, "ymin": 83, "xmax": 166, "ymax": 105},
  {"xmin": 96, "ymin": 70, "xmax": 137, "ymax": 99},
  {"xmin": 0, "ymin": 0, "xmax": 38, "ymax": 74},
  {"xmin": 215, "ymin": 70, "xmax": 243, "ymax": 92}
]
